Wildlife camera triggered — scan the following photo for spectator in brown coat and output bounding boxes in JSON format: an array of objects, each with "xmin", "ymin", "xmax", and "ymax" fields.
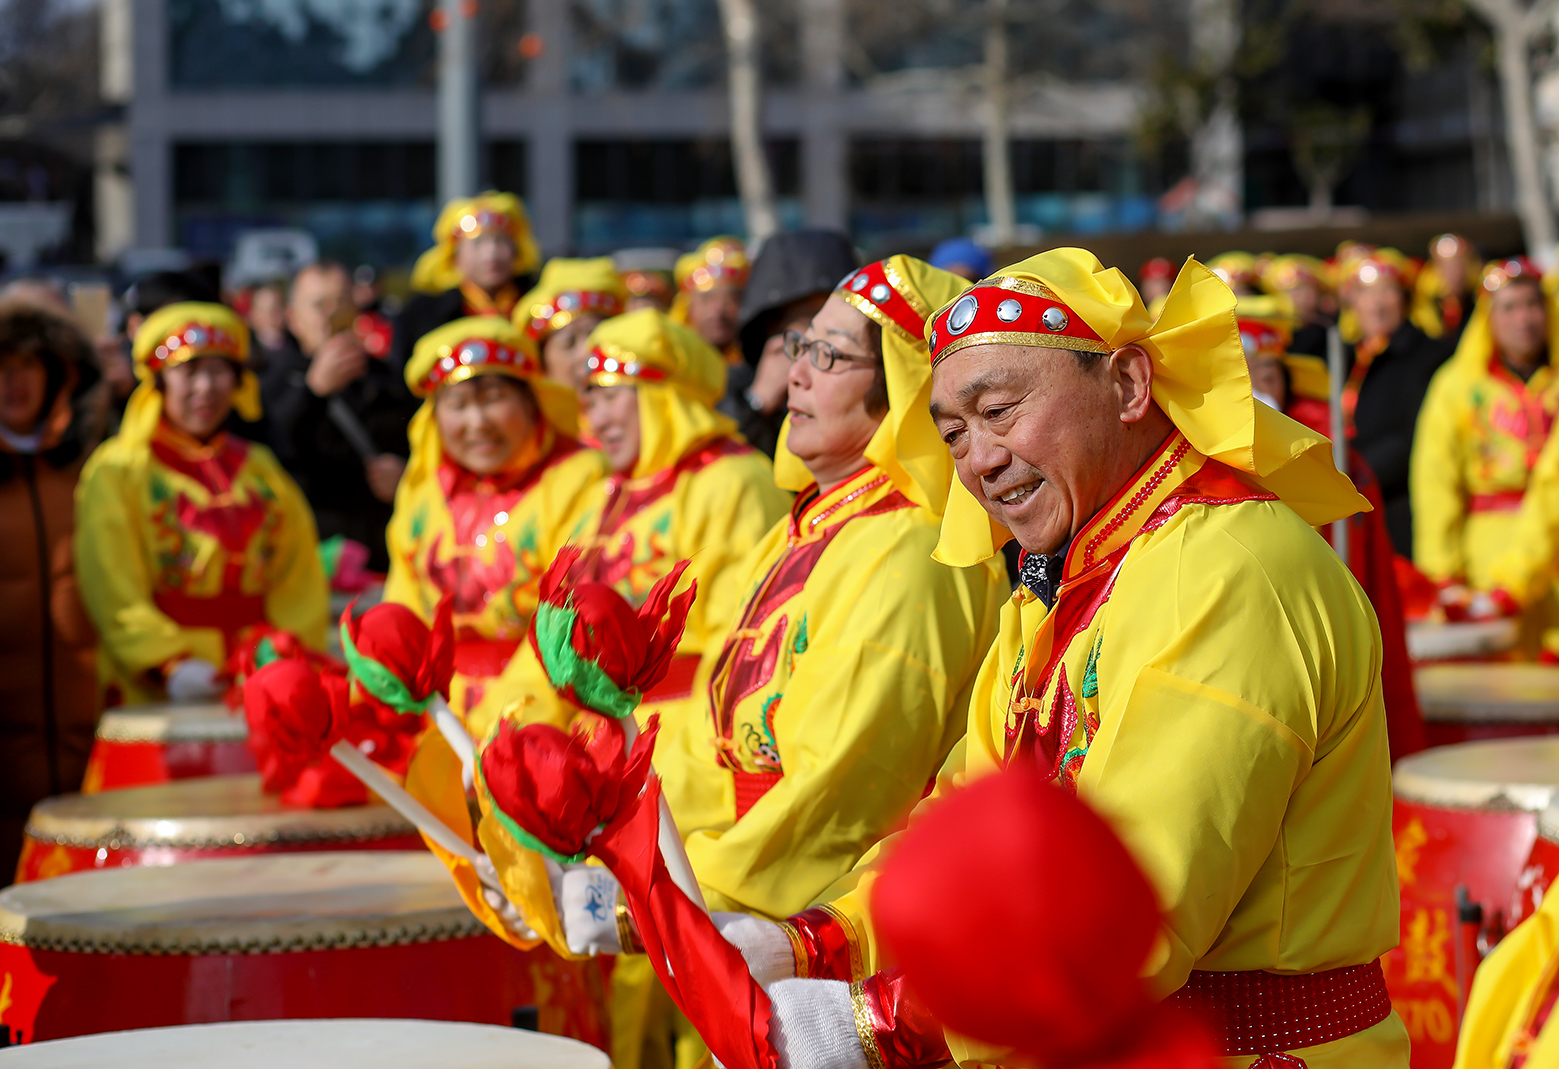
[{"xmin": 0, "ymin": 304, "xmax": 103, "ymax": 883}]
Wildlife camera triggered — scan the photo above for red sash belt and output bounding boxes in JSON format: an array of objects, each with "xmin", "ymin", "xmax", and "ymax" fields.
[
  {"xmin": 643, "ymin": 652, "xmax": 700, "ymax": 703},
  {"xmin": 453, "ymin": 638, "xmax": 521, "ymax": 680},
  {"xmin": 1470, "ymin": 490, "xmax": 1525, "ymax": 513},
  {"xmin": 154, "ymin": 590, "xmax": 267, "ymax": 649},
  {"xmin": 1164, "ymin": 961, "xmax": 1393, "ymax": 1056},
  {"xmin": 733, "ymin": 770, "xmax": 783, "ymax": 820}
]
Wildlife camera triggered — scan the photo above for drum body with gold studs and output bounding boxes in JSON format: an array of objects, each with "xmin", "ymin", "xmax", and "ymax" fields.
[
  {"xmin": 1412, "ymin": 663, "xmax": 1559, "ymax": 748},
  {"xmin": 14, "ymin": 774, "xmax": 424, "ymax": 883},
  {"xmin": 0, "ymin": 852, "xmax": 610, "ymax": 1048},
  {"xmin": 0, "ymin": 1018, "xmax": 611, "ymax": 1068},
  {"xmin": 1383, "ymin": 738, "xmax": 1559, "ymax": 1068},
  {"xmin": 81, "ymin": 702, "xmax": 254, "ymax": 793}
]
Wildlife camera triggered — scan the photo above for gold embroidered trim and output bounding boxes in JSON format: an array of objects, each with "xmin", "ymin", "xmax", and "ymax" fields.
[
  {"xmin": 818, "ymin": 902, "xmax": 864, "ymax": 980},
  {"xmin": 883, "ymin": 258, "xmax": 931, "ymax": 318},
  {"xmin": 777, "ymin": 919, "xmax": 809, "ymax": 979},
  {"xmin": 616, "ymin": 888, "xmax": 644, "ymax": 955},
  {"xmin": 933, "ymin": 329, "xmax": 1112, "ymax": 366},
  {"xmin": 837, "ymin": 290, "xmax": 916, "ymax": 344},
  {"xmin": 849, "ymin": 980, "xmax": 889, "ymax": 1069},
  {"xmin": 986, "ymin": 275, "xmax": 1062, "ymax": 301}
]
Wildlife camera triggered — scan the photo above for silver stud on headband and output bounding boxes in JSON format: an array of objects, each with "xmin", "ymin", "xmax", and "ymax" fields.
[
  {"xmin": 996, "ymin": 299, "xmax": 1022, "ymax": 323},
  {"xmin": 1041, "ymin": 306, "xmax": 1069, "ymax": 332},
  {"xmin": 946, "ymin": 294, "xmax": 979, "ymax": 335},
  {"xmin": 869, "ymin": 283, "xmax": 891, "ymax": 303}
]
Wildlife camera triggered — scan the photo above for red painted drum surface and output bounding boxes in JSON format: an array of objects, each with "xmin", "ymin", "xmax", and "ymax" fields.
[
  {"xmin": 1510, "ymin": 802, "xmax": 1559, "ymax": 928},
  {"xmin": 1386, "ymin": 738, "xmax": 1559, "ymax": 1069},
  {"xmin": 0, "ymin": 852, "xmax": 611, "ymax": 1049},
  {"xmin": 1407, "ymin": 619, "xmax": 1520, "ymax": 665},
  {"xmin": 0, "ymin": 1018, "xmax": 611, "ymax": 1069},
  {"xmin": 1413, "ymin": 664, "xmax": 1559, "ymax": 748},
  {"xmin": 14, "ymin": 774, "xmax": 424, "ymax": 883},
  {"xmin": 80, "ymin": 702, "xmax": 253, "ymax": 793}
]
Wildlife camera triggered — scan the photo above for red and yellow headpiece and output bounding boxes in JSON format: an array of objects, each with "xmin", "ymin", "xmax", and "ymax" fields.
[
  {"xmin": 836, "ymin": 258, "xmax": 936, "ymax": 343},
  {"xmin": 1482, "ymin": 255, "xmax": 1541, "ymax": 293},
  {"xmin": 675, "ymin": 236, "xmax": 750, "ymax": 293},
  {"xmin": 928, "ymin": 277, "xmax": 1109, "ymax": 367},
  {"xmin": 518, "ymin": 257, "xmax": 628, "ymax": 343},
  {"xmin": 409, "ymin": 191, "xmax": 542, "ymax": 295}
]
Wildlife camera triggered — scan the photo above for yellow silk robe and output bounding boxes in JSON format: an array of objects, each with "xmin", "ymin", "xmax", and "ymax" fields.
[
  {"xmin": 382, "ymin": 434, "xmax": 605, "ymax": 734},
  {"xmin": 824, "ymin": 434, "xmax": 1408, "ymax": 1069},
  {"xmin": 658, "ymin": 463, "xmax": 1006, "ymax": 920},
  {"xmin": 75, "ymin": 421, "xmax": 327, "ymax": 704},
  {"xmin": 1412, "ymin": 349, "xmax": 1559, "ymax": 653},
  {"xmin": 1456, "ymin": 879, "xmax": 1559, "ymax": 1069}
]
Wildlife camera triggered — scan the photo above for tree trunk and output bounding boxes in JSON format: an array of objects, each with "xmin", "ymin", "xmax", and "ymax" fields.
[
  {"xmin": 716, "ymin": 0, "xmax": 779, "ymax": 244},
  {"xmin": 1188, "ymin": 0, "xmax": 1242, "ymax": 228},
  {"xmin": 1495, "ymin": 19, "xmax": 1558, "ymax": 260},
  {"xmin": 982, "ymin": 0, "xmax": 1015, "ymax": 246}
]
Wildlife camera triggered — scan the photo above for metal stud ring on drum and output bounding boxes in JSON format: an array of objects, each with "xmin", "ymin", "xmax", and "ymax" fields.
[
  {"xmin": 0, "ymin": 915, "xmax": 489, "ymax": 956},
  {"xmin": 22, "ymin": 817, "xmax": 416, "ymax": 852}
]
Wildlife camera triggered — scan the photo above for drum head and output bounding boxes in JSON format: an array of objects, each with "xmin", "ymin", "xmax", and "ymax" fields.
[
  {"xmin": 1394, "ymin": 737, "xmax": 1559, "ymax": 810},
  {"xmin": 25, "ymin": 775, "xmax": 414, "ymax": 850},
  {"xmin": 96, "ymin": 703, "xmax": 246, "ymax": 744},
  {"xmin": 1406, "ymin": 618, "xmax": 1520, "ymax": 662},
  {"xmin": 1414, "ymin": 663, "xmax": 1559, "ymax": 723},
  {"xmin": 0, "ymin": 1018, "xmax": 611, "ymax": 1068},
  {"xmin": 0, "ymin": 852, "xmax": 481, "ymax": 954}
]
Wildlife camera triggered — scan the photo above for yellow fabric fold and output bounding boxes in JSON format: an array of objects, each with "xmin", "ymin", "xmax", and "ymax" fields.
[
  {"xmin": 932, "ymin": 251, "xmax": 1370, "ymax": 567},
  {"xmin": 584, "ymin": 307, "xmax": 739, "ymax": 479},
  {"xmin": 771, "ymin": 255, "xmax": 971, "ymax": 517},
  {"xmin": 409, "ymin": 192, "xmax": 542, "ymax": 295}
]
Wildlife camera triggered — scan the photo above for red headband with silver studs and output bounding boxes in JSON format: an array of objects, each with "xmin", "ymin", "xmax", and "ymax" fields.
[
  {"xmin": 586, "ymin": 346, "xmax": 669, "ymax": 385},
  {"xmin": 146, "ymin": 322, "xmax": 244, "ymax": 374},
  {"xmin": 928, "ymin": 277, "xmax": 1108, "ymax": 366},
  {"xmin": 456, "ymin": 209, "xmax": 516, "ymax": 241},
  {"xmin": 418, "ymin": 337, "xmax": 538, "ymax": 394},
  {"xmin": 1482, "ymin": 256, "xmax": 1541, "ymax": 293},
  {"xmin": 1237, "ymin": 319, "xmax": 1287, "ymax": 359},
  {"xmin": 836, "ymin": 260, "xmax": 931, "ymax": 343}
]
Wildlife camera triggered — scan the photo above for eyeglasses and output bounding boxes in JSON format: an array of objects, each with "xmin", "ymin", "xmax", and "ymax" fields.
[{"xmin": 782, "ymin": 329, "xmax": 876, "ymax": 372}]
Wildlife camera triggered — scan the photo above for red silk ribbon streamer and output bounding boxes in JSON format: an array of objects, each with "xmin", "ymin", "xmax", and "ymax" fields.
[
  {"xmin": 787, "ymin": 907, "xmax": 859, "ymax": 981},
  {"xmin": 856, "ymin": 967, "xmax": 954, "ymax": 1069}
]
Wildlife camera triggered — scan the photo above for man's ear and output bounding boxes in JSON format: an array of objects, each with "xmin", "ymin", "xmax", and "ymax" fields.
[{"xmin": 1109, "ymin": 344, "xmax": 1155, "ymax": 424}]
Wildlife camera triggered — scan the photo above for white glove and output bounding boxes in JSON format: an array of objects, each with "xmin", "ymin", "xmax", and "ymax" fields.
[
  {"xmin": 472, "ymin": 853, "xmax": 540, "ymax": 942},
  {"xmin": 167, "ymin": 658, "xmax": 222, "ymax": 702},
  {"xmin": 560, "ymin": 865, "xmax": 623, "ymax": 956},
  {"xmin": 714, "ymin": 911, "xmax": 796, "ymax": 985},
  {"xmin": 767, "ymin": 978, "xmax": 868, "ymax": 1069}
]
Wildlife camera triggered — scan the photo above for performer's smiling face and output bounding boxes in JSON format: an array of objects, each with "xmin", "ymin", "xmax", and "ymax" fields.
[
  {"xmin": 434, "ymin": 374, "xmax": 539, "ymax": 475},
  {"xmin": 930, "ymin": 342, "xmax": 1170, "ymax": 556}
]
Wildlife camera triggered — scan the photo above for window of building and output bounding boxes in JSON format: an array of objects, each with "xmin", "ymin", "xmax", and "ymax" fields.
[{"xmin": 569, "ymin": 0, "xmax": 797, "ymax": 93}]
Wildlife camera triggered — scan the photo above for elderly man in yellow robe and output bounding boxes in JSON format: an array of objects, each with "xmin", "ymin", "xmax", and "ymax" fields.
[
  {"xmin": 706, "ymin": 250, "xmax": 1407, "ymax": 1069},
  {"xmin": 384, "ymin": 316, "xmax": 604, "ymax": 731},
  {"xmin": 75, "ymin": 302, "xmax": 327, "ymax": 705},
  {"xmin": 1412, "ymin": 256, "xmax": 1559, "ymax": 655}
]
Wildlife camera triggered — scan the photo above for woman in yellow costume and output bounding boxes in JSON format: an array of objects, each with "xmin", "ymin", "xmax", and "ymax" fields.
[
  {"xmin": 1411, "ymin": 255, "xmax": 1559, "ymax": 656},
  {"xmin": 515, "ymin": 257, "xmax": 628, "ymax": 389},
  {"xmin": 391, "ymin": 192, "xmax": 543, "ymax": 374},
  {"xmin": 672, "ymin": 236, "xmax": 749, "ymax": 363},
  {"xmin": 75, "ymin": 302, "xmax": 327, "ymax": 705},
  {"xmin": 383, "ymin": 316, "xmax": 605, "ymax": 731}
]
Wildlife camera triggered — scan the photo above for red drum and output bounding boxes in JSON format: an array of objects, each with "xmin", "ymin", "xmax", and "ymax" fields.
[
  {"xmin": 13, "ymin": 774, "xmax": 424, "ymax": 883},
  {"xmin": 0, "ymin": 1018, "xmax": 611, "ymax": 1069},
  {"xmin": 1413, "ymin": 664, "xmax": 1559, "ymax": 747},
  {"xmin": 0, "ymin": 852, "xmax": 611, "ymax": 1048},
  {"xmin": 1407, "ymin": 619, "xmax": 1520, "ymax": 664},
  {"xmin": 1384, "ymin": 738, "xmax": 1559, "ymax": 1068},
  {"xmin": 1509, "ymin": 801, "xmax": 1559, "ymax": 928},
  {"xmin": 81, "ymin": 702, "xmax": 253, "ymax": 793}
]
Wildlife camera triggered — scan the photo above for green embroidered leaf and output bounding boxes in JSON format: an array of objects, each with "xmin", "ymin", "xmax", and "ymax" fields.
[
  {"xmin": 1081, "ymin": 633, "xmax": 1102, "ymax": 700},
  {"xmin": 532, "ymin": 601, "xmax": 639, "ymax": 720},
  {"xmin": 339, "ymin": 618, "xmax": 431, "ymax": 716},
  {"xmin": 792, "ymin": 614, "xmax": 809, "ymax": 656}
]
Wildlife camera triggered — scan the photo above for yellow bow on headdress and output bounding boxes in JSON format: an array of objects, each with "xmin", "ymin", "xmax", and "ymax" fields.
[
  {"xmin": 401, "ymin": 316, "xmax": 580, "ymax": 494},
  {"xmin": 409, "ymin": 192, "xmax": 543, "ymax": 295},
  {"xmin": 583, "ymin": 307, "xmax": 738, "ymax": 478},
  {"xmin": 516, "ymin": 258, "xmax": 629, "ymax": 344},
  {"xmin": 928, "ymin": 249, "xmax": 1369, "ymax": 567},
  {"xmin": 123, "ymin": 301, "xmax": 260, "ymax": 447},
  {"xmin": 771, "ymin": 255, "xmax": 971, "ymax": 517}
]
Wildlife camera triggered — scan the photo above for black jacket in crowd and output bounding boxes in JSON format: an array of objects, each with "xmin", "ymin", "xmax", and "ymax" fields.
[
  {"xmin": 388, "ymin": 288, "xmax": 467, "ymax": 380},
  {"xmin": 260, "ymin": 338, "xmax": 421, "ymax": 572},
  {"xmin": 1346, "ymin": 322, "xmax": 1454, "ymax": 558}
]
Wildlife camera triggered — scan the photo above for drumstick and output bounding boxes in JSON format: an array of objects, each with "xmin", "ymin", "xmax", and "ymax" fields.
[
  {"xmin": 428, "ymin": 694, "xmax": 476, "ymax": 789},
  {"xmin": 619, "ymin": 716, "xmax": 708, "ymax": 913},
  {"xmin": 328, "ymin": 739, "xmax": 482, "ymax": 865}
]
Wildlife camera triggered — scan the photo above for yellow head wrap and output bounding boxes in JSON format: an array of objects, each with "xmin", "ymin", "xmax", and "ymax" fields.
[
  {"xmin": 123, "ymin": 301, "xmax": 260, "ymax": 446},
  {"xmin": 926, "ymin": 249, "xmax": 1369, "ymax": 566},
  {"xmin": 583, "ymin": 307, "xmax": 738, "ymax": 478},
  {"xmin": 669, "ymin": 236, "xmax": 751, "ymax": 325},
  {"xmin": 1442, "ymin": 256, "xmax": 1558, "ymax": 379},
  {"xmin": 401, "ymin": 316, "xmax": 580, "ymax": 493},
  {"xmin": 1261, "ymin": 254, "xmax": 1328, "ymax": 295},
  {"xmin": 771, "ymin": 255, "xmax": 971, "ymax": 517},
  {"xmin": 409, "ymin": 192, "xmax": 542, "ymax": 295},
  {"xmin": 516, "ymin": 258, "xmax": 628, "ymax": 344},
  {"xmin": 1207, "ymin": 251, "xmax": 1259, "ymax": 291}
]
